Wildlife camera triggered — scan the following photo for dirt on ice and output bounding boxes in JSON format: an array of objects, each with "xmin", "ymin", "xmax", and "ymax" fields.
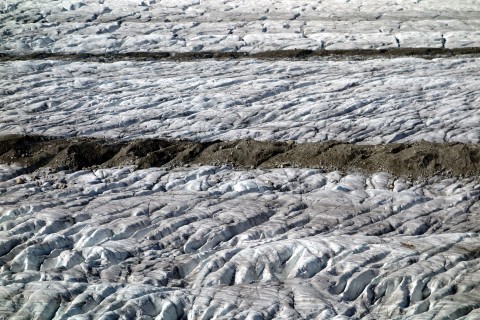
[
  {"xmin": 1, "ymin": 135, "xmax": 479, "ymax": 179},
  {"xmin": 1, "ymin": 48, "xmax": 480, "ymax": 62}
]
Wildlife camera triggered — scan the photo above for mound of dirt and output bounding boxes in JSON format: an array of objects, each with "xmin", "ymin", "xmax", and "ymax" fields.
[
  {"xmin": 1, "ymin": 48, "xmax": 479, "ymax": 62},
  {"xmin": 1, "ymin": 135, "xmax": 479, "ymax": 179}
]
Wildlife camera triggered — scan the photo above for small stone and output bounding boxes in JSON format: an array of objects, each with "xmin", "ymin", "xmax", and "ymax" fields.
[{"xmin": 15, "ymin": 177, "xmax": 25, "ymax": 184}]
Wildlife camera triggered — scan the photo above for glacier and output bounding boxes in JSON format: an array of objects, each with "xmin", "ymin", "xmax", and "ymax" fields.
[
  {"xmin": 1, "ymin": 166, "xmax": 480, "ymax": 319},
  {"xmin": 1, "ymin": 58, "xmax": 479, "ymax": 144},
  {"xmin": 1, "ymin": 0, "xmax": 480, "ymax": 318}
]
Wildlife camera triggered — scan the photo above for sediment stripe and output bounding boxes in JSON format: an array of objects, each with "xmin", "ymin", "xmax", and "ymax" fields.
[
  {"xmin": 1, "ymin": 48, "xmax": 480, "ymax": 62},
  {"xmin": 1, "ymin": 135, "xmax": 479, "ymax": 178}
]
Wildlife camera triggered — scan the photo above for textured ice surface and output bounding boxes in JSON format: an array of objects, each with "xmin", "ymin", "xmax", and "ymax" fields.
[
  {"xmin": 2, "ymin": 1, "xmax": 480, "ymax": 318},
  {"xmin": 1, "ymin": 57, "xmax": 480, "ymax": 144},
  {"xmin": 1, "ymin": 0, "xmax": 480, "ymax": 53},
  {"xmin": 1, "ymin": 166, "xmax": 480, "ymax": 319}
]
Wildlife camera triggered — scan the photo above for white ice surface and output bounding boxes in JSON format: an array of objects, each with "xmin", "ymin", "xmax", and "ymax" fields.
[
  {"xmin": 2, "ymin": 2, "xmax": 480, "ymax": 319},
  {"xmin": 1, "ymin": 0, "xmax": 480, "ymax": 53},
  {"xmin": 1, "ymin": 57, "xmax": 480, "ymax": 144},
  {"xmin": 1, "ymin": 166, "xmax": 480, "ymax": 319}
]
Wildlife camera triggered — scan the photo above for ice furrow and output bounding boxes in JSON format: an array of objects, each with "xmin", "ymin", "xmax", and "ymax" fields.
[
  {"xmin": 1, "ymin": 166, "xmax": 479, "ymax": 318},
  {"xmin": 2, "ymin": 58, "xmax": 479, "ymax": 145},
  {"xmin": 1, "ymin": 0, "xmax": 479, "ymax": 54},
  {"xmin": 2, "ymin": 1, "xmax": 480, "ymax": 319}
]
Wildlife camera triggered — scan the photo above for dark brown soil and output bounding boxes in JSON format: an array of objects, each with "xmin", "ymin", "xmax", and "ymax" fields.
[
  {"xmin": 1, "ymin": 135, "xmax": 480, "ymax": 179},
  {"xmin": 1, "ymin": 47, "xmax": 480, "ymax": 62}
]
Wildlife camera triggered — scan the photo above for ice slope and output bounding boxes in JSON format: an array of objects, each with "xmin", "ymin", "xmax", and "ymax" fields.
[
  {"xmin": 1, "ymin": 166, "xmax": 480, "ymax": 319},
  {"xmin": 1, "ymin": 57, "xmax": 479, "ymax": 144},
  {"xmin": 2, "ymin": 1, "xmax": 480, "ymax": 319},
  {"xmin": 1, "ymin": 0, "xmax": 480, "ymax": 53}
]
